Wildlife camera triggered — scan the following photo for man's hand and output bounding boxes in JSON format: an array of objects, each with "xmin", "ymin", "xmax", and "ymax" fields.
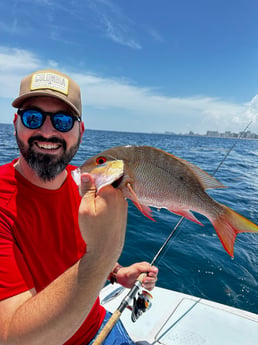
[
  {"xmin": 79, "ymin": 173, "xmax": 128, "ymax": 265},
  {"xmin": 116, "ymin": 262, "xmax": 158, "ymax": 291}
]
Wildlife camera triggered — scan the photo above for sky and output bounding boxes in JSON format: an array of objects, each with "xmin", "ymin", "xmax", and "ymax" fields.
[{"xmin": 0, "ymin": 0, "xmax": 258, "ymax": 134}]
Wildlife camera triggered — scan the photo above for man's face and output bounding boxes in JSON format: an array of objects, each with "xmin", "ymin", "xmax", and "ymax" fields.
[{"xmin": 14, "ymin": 96, "xmax": 84, "ymax": 181}]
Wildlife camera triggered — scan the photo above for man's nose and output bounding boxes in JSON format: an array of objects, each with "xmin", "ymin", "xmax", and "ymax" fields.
[{"xmin": 39, "ymin": 116, "xmax": 57, "ymax": 136}]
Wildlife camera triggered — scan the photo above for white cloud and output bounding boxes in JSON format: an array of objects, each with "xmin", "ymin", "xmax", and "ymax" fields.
[
  {"xmin": 245, "ymin": 95, "xmax": 258, "ymax": 124},
  {"xmin": 0, "ymin": 0, "xmax": 141, "ymax": 49},
  {"xmin": 0, "ymin": 47, "xmax": 42, "ymax": 100},
  {"xmin": 0, "ymin": 47, "xmax": 257, "ymax": 134},
  {"xmin": 73, "ymin": 72, "xmax": 255, "ymax": 133},
  {"xmin": 86, "ymin": 0, "xmax": 142, "ymax": 49},
  {"xmin": 148, "ymin": 28, "xmax": 165, "ymax": 43},
  {"xmin": 103, "ymin": 18, "xmax": 141, "ymax": 49},
  {"xmin": 0, "ymin": 47, "xmax": 40, "ymax": 72}
]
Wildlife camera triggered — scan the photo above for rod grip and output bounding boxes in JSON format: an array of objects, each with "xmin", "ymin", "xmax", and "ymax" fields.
[
  {"xmin": 137, "ymin": 272, "xmax": 147, "ymax": 284},
  {"xmin": 93, "ymin": 272, "xmax": 147, "ymax": 345},
  {"xmin": 92, "ymin": 309, "xmax": 121, "ymax": 345}
]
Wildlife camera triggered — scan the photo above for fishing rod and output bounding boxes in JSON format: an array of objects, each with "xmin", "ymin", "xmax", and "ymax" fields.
[
  {"xmin": 92, "ymin": 121, "xmax": 252, "ymax": 345},
  {"xmin": 151, "ymin": 120, "xmax": 253, "ymax": 267}
]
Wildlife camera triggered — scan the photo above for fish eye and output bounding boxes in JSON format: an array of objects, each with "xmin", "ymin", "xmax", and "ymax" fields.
[{"xmin": 96, "ymin": 156, "xmax": 107, "ymax": 165}]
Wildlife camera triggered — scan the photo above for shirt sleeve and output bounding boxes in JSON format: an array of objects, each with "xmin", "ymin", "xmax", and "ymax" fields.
[{"xmin": 0, "ymin": 212, "xmax": 34, "ymax": 301}]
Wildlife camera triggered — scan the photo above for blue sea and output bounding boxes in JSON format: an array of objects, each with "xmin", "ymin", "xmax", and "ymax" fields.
[{"xmin": 1, "ymin": 123, "xmax": 258, "ymax": 314}]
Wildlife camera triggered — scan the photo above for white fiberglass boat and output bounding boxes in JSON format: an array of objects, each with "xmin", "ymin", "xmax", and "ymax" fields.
[{"xmin": 100, "ymin": 283, "xmax": 258, "ymax": 345}]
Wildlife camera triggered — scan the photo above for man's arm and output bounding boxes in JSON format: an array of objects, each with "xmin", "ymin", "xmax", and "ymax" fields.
[{"xmin": 0, "ymin": 174, "xmax": 128, "ymax": 345}]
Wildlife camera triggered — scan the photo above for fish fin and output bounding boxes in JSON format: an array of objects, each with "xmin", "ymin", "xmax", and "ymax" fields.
[
  {"xmin": 132, "ymin": 201, "xmax": 156, "ymax": 222},
  {"xmin": 175, "ymin": 156, "xmax": 226, "ymax": 190},
  {"xmin": 170, "ymin": 208, "xmax": 203, "ymax": 226},
  {"xmin": 126, "ymin": 183, "xmax": 156, "ymax": 222},
  {"xmin": 212, "ymin": 204, "xmax": 258, "ymax": 257}
]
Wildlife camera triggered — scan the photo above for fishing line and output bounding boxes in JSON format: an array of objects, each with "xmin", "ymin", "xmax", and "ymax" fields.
[
  {"xmin": 150, "ymin": 120, "xmax": 253, "ymax": 267},
  {"xmin": 92, "ymin": 120, "xmax": 253, "ymax": 345},
  {"xmin": 212, "ymin": 121, "xmax": 252, "ymax": 177},
  {"xmin": 150, "ymin": 216, "xmax": 184, "ymax": 266}
]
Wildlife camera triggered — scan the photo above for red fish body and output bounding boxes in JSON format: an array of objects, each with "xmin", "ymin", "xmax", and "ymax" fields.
[{"xmin": 79, "ymin": 145, "xmax": 258, "ymax": 257}]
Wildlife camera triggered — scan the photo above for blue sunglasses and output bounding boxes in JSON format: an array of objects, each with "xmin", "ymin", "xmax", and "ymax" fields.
[{"xmin": 17, "ymin": 107, "xmax": 81, "ymax": 133}]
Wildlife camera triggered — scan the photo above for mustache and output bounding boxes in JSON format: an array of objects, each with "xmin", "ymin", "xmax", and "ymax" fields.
[{"xmin": 28, "ymin": 135, "xmax": 66, "ymax": 149}]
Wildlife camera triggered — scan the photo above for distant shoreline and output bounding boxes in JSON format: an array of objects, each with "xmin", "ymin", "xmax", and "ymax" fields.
[{"xmin": 0, "ymin": 123, "xmax": 257, "ymax": 140}]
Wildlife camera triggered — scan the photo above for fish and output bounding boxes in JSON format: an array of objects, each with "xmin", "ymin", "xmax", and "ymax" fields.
[{"xmin": 76, "ymin": 145, "xmax": 258, "ymax": 257}]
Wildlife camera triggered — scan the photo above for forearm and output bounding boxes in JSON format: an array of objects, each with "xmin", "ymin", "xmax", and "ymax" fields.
[
  {"xmin": 3, "ymin": 176, "xmax": 127, "ymax": 345},
  {"xmin": 4, "ymin": 252, "xmax": 115, "ymax": 345}
]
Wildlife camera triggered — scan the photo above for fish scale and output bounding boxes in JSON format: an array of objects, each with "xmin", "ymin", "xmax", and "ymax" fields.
[
  {"xmin": 79, "ymin": 145, "xmax": 258, "ymax": 257},
  {"xmin": 126, "ymin": 148, "xmax": 213, "ymax": 212}
]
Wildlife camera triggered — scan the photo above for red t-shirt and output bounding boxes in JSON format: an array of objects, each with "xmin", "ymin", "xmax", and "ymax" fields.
[{"xmin": 0, "ymin": 160, "xmax": 106, "ymax": 344}]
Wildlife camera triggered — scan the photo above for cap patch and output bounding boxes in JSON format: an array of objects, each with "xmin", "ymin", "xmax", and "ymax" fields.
[{"xmin": 30, "ymin": 72, "xmax": 69, "ymax": 95}]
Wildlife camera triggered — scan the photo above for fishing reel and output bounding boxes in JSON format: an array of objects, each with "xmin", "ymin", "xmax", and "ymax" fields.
[{"xmin": 128, "ymin": 290, "xmax": 153, "ymax": 322}]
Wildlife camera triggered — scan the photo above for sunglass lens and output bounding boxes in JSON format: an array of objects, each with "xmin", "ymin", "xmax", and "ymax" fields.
[
  {"xmin": 22, "ymin": 110, "xmax": 44, "ymax": 129},
  {"xmin": 52, "ymin": 114, "xmax": 74, "ymax": 132}
]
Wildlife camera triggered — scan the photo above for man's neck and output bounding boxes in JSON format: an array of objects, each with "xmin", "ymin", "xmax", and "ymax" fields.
[{"xmin": 14, "ymin": 157, "xmax": 68, "ymax": 190}]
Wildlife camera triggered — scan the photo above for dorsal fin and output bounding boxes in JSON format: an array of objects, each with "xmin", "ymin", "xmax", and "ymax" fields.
[
  {"xmin": 177, "ymin": 157, "xmax": 226, "ymax": 190},
  {"xmin": 145, "ymin": 146, "xmax": 226, "ymax": 190}
]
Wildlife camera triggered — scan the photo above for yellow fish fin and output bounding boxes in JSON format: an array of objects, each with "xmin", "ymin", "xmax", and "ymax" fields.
[{"xmin": 212, "ymin": 204, "xmax": 258, "ymax": 257}]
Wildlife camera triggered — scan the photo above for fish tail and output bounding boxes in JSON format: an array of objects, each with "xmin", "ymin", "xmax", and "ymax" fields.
[{"xmin": 212, "ymin": 204, "xmax": 258, "ymax": 257}]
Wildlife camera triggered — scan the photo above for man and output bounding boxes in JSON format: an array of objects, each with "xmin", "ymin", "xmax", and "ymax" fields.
[{"xmin": 0, "ymin": 69, "xmax": 158, "ymax": 345}]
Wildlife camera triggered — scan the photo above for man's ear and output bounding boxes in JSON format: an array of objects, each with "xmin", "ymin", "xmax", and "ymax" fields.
[
  {"xmin": 13, "ymin": 113, "xmax": 18, "ymax": 124},
  {"xmin": 13, "ymin": 113, "xmax": 18, "ymax": 136},
  {"xmin": 80, "ymin": 121, "xmax": 85, "ymax": 143}
]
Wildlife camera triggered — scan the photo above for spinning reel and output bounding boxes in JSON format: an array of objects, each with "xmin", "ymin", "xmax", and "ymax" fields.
[{"xmin": 128, "ymin": 290, "xmax": 153, "ymax": 322}]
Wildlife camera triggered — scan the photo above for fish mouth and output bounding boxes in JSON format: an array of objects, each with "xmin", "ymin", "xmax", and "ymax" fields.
[{"xmin": 112, "ymin": 174, "xmax": 124, "ymax": 188}]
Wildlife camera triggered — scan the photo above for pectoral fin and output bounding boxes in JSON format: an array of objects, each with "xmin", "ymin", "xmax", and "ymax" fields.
[{"xmin": 126, "ymin": 183, "xmax": 156, "ymax": 222}]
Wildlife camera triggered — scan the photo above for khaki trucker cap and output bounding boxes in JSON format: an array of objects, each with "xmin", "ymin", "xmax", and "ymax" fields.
[{"xmin": 12, "ymin": 69, "xmax": 82, "ymax": 117}]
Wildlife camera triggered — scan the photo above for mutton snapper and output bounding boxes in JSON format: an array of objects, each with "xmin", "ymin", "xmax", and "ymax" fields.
[{"xmin": 73, "ymin": 145, "xmax": 258, "ymax": 257}]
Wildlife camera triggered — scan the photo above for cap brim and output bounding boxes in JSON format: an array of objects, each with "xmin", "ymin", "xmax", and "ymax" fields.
[{"xmin": 12, "ymin": 91, "xmax": 80, "ymax": 117}]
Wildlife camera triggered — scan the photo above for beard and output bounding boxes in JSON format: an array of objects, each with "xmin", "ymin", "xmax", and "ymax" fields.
[{"xmin": 16, "ymin": 133, "xmax": 80, "ymax": 182}]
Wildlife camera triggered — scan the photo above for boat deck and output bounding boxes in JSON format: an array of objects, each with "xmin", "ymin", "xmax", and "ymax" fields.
[{"xmin": 100, "ymin": 284, "xmax": 258, "ymax": 345}]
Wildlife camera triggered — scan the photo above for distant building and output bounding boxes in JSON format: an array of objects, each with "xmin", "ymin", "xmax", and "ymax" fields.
[
  {"xmin": 163, "ymin": 129, "xmax": 258, "ymax": 139},
  {"xmin": 206, "ymin": 130, "xmax": 219, "ymax": 137}
]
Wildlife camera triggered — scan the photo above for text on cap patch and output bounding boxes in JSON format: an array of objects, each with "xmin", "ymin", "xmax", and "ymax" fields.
[{"xmin": 30, "ymin": 72, "xmax": 69, "ymax": 95}]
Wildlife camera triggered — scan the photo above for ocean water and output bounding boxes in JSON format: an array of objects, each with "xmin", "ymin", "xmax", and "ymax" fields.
[{"xmin": 1, "ymin": 123, "xmax": 258, "ymax": 314}]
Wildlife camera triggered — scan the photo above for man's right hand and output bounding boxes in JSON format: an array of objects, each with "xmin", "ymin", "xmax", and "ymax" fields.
[
  {"xmin": 79, "ymin": 172, "xmax": 128, "ymax": 269},
  {"xmin": 0, "ymin": 174, "xmax": 128, "ymax": 345}
]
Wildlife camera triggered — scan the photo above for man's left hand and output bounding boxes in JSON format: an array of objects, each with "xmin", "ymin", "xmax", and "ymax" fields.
[{"xmin": 116, "ymin": 262, "xmax": 158, "ymax": 291}]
